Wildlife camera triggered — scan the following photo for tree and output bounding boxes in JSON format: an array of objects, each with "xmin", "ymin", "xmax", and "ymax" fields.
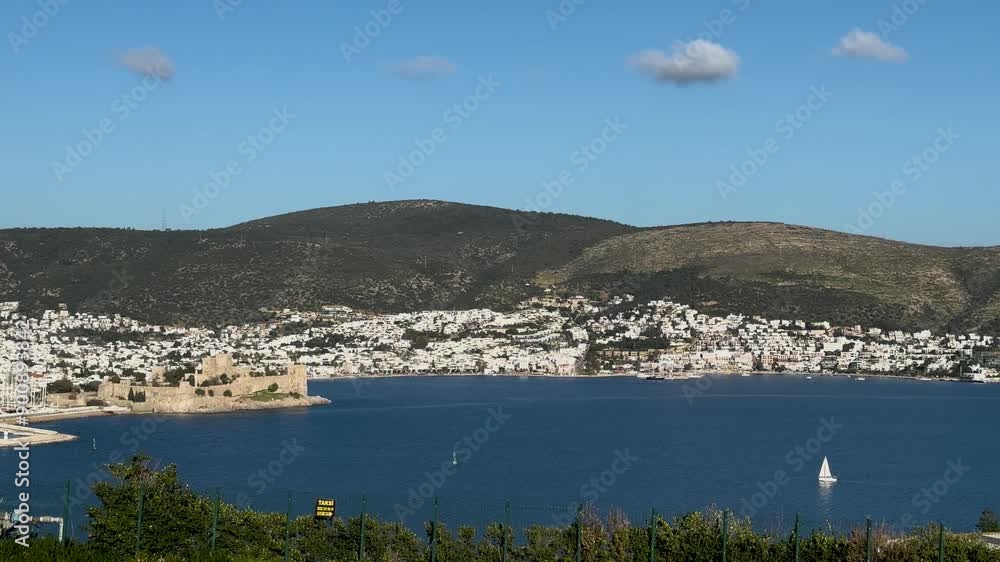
[
  {"xmin": 47, "ymin": 378, "xmax": 75, "ymax": 393},
  {"xmin": 223, "ymin": 390, "xmax": 232, "ymax": 397},
  {"xmin": 267, "ymin": 383, "xmax": 279, "ymax": 393},
  {"xmin": 81, "ymin": 381, "xmax": 101, "ymax": 392},
  {"xmin": 978, "ymin": 508, "xmax": 1000, "ymax": 532},
  {"xmin": 127, "ymin": 388, "xmax": 135, "ymax": 401},
  {"xmin": 195, "ymin": 388, "xmax": 205, "ymax": 397},
  {"xmin": 163, "ymin": 368, "xmax": 186, "ymax": 386},
  {"xmin": 108, "ymin": 374, "xmax": 121, "ymax": 383},
  {"xmin": 87, "ymin": 455, "xmax": 213, "ymax": 559}
]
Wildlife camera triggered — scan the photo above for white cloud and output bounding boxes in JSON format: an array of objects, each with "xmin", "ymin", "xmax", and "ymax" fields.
[
  {"xmin": 833, "ymin": 29, "xmax": 908, "ymax": 63},
  {"xmin": 119, "ymin": 47, "xmax": 175, "ymax": 80},
  {"xmin": 386, "ymin": 56, "xmax": 456, "ymax": 80},
  {"xmin": 628, "ymin": 40, "xmax": 739, "ymax": 85}
]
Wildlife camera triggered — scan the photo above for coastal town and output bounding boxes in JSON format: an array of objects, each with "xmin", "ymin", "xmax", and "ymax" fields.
[{"xmin": 2, "ymin": 290, "xmax": 998, "ymax": 417}]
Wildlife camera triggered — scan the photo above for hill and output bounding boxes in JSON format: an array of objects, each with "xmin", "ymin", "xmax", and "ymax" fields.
[
  {"xmin": 0, "ymin": 201, "xmax": 633, "ymax": 326},
  {"xmin": 538, "ymin": 222, "xmax": 1000, "ymax": 335},
  {"xmin": 2, "ymin": 200, "xmax": 998, "ymax": 333}
]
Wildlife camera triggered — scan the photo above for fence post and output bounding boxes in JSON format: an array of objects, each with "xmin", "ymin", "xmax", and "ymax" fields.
[
  {"xmin": 284, "ymin": 490, "xmax": 293, "ymax": 562},
  {"xmin": 211, "ymin": 487, "xmax": 221, "ymax": 552},
  {"xmin": 938, "ymin": 523, "xmax": 944, "ymax": 562},
  {"xmin": 648, "ymin": 508, "xmax": 656, "ymax": 562},
  {"xmin": 359, "ymin": 494, "xmax": 367, "ymax": 561},
  {"xmin": 575, "ymin": 503, "xmax": 582, "ymax": 562},
  {"xmin": 721, "ymin": 510, "xmax": 729, "ymax": 562},
  {"xmin": 135, "ymin": 484, "xmax": 144, "ymax": 556},
  {"xmin": 62, "ymin": 480, "xmax": 70, "ymax": 545},
  {"xmin": 430, "ymin": 496, "xmax": 439, "ymax": 562},
  {"xmin": 503, "ymin": 500, "xmax": 510, "ymax": 562},
  {"xmin": 865, "ymin": 517, "xmax": 872, "ymax": 562},
  {"xmin": 793, "ymin": 513, "xmax": 800, "ymax": 562}
]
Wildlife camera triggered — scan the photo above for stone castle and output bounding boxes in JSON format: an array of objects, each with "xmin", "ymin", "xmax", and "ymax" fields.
[{"xmin": 98, "ymin": 353, "xmax": 326, "ymax": 413}]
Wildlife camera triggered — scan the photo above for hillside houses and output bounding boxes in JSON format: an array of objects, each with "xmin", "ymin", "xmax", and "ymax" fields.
[{"xmin": 1, "ymin": 291, "xmax": 998, "ymax": 411}]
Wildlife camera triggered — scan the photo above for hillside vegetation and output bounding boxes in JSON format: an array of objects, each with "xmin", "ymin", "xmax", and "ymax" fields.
[
  {"xmin": 537, "ymin": 222, "xmax": 1000, "ymax": 334},
  {"xmin": 2, "ymin": 200, "xmax": 998, "ymax": 334}
]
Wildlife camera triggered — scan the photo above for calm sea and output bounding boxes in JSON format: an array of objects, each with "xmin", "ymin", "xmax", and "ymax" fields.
[{"xmin": 3, "ymin": 375, "xmax": 998, "ymax": 538}]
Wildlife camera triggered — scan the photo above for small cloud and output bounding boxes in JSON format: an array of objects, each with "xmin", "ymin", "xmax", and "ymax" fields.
[
  {"xmin": 628, "ymin": 40, "xmax": 739, "ymax": 85},
  {"xmin": 386, "ymin": 56, "xmax": 456, "ymax": 80},
  {"xmin": 833, "ymin": 29, "xmax": 907, "ymax": 63},
  {"xmin": 119, "ymin": 47, "xmax": 175, "ymax": 80}
]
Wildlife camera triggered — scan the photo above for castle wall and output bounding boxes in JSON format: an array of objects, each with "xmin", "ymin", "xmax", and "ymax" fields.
[{"xmin": 98, "ymin": 355, "xmax": 310, "ymax": 413}]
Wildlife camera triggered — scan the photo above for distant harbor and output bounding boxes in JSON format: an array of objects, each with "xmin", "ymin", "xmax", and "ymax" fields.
[{"xmin": 0, "ymin": 292, "xmax": 995, "ymax": 428}]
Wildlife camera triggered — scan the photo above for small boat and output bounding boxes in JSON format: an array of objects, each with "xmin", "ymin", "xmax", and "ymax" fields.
[
  {"xmin": 91, "ymin": 438, "xmax": 97, "ymax": 452},
  {"xmin": 451, "ymin": 451, "xmax": 459, "ymax": 466},
  {"xmin": 855, "ymin": 377, "xmax": 866, "ymax": 381},
  {"xmin": 740, "ymin": 373, "xmax": 751, "ymax": 377},
  {"xmin": 818, "ymin": 456, "xmax": 837, "ymax": 484},
  {"xmin": 806, "ymin": 376, "xmax": 813, "ymax": 380}
]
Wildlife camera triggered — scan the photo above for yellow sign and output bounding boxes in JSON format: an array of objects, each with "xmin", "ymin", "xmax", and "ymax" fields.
[{"xmin": 314, "ymin": 498, "xmax": 336, "ymax": 519}]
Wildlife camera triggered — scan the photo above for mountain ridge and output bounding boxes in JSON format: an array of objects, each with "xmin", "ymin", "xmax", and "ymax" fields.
[{"xmin": 2, "ymin": 200, "xmax": 998, "ymax": 334}]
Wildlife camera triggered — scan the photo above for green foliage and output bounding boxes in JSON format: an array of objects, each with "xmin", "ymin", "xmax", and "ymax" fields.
[
  {"xmin": 3, "ymin": 458, "xmax": 1000, "ymax": 561},
  {"xmin": 81, "ymin": 380, "xmax": 101, "ymax": 392},
  {"xmin": 223, "ymin": 389, "xmax": 233, "ymax": 397},
  {"xmin": 979, "ymin": 508, "xmax": 1000, "ymax": 532},
  {"xmin": 162, "ymin": 368, "xmax": 187, "ymax": 386},
  {"xmin": 404, "ymin": 328, "xmax": 445, "ymax": 350},
  {"xmin": 195, "ymin": 388, "xmax": 205, "ymax": 397},
  {"xmin": 267, "ymin": 382, "xmax": 279, "ymax": 393},
  {"xmin": 46, "ymin": 378, "xmax": 75, "ymax": 393}
]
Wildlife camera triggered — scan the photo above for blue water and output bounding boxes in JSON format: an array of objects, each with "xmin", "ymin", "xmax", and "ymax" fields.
[{"xmin": 3, "ymin": 375, "xmax": 998, "ymax": 538}]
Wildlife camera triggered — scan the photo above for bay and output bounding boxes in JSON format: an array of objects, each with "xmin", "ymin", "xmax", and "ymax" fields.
[{"xmin": 3, "ymin": 374, "xmax": 996, "ymax": 539}]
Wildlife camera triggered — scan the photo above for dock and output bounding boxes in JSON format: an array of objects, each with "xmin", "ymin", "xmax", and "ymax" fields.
[
  {"xmin": 0, "ymin": 422, "xmax": 77, "ymax": 447},
  {"xmin": 0, "ymin": 405, "xmax": 128, "ymax": 447}
]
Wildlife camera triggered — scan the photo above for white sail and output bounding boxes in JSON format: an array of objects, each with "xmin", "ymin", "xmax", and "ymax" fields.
[{"xmin": 818, "ymin": 456, "xmax": 837, "ymax": 482}]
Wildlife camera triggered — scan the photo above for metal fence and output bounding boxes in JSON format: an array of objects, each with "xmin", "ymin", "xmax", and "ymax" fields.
[{"xmin": 5, "ymin": 481, "xmax": 964, "ymax": 562}]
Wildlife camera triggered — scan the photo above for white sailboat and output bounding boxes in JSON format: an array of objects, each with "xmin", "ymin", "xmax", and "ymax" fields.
[{"xmin": 818, "ymin": 456, "xmax": 837, "ymax": 484}]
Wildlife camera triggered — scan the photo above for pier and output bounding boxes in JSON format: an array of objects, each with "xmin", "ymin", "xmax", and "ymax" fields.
[{"xmin": 0, "ymin": 422, "xmax": 77, "ymax": 447}]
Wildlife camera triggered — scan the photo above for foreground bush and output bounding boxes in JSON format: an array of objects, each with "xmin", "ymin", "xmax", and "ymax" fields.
[{"xmin": 2, "ymin": 456, "xmax": 998, "ymax": 561}]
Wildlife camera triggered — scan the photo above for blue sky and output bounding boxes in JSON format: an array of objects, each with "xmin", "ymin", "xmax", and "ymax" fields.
[{"xmin": 2, "ymin": 0, "xmax": 997, "ymax": 246}]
